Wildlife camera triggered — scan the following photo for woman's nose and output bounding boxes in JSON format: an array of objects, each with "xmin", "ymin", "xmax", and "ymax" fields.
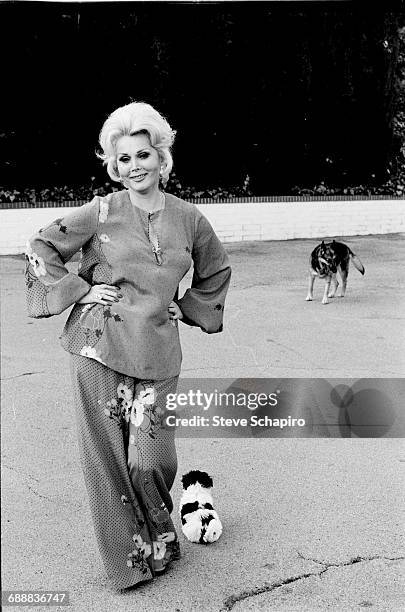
[{"xmin": 130, "ymin": 156, "xmax": 140, "ymax": 170}]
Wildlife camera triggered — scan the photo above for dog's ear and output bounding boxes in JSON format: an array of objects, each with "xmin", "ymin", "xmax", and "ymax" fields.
[
  {"xmin": 181, "ymin": 471, "xmax": 196, "ymax": 489},
  {"xmin": 196, "ymin": 472, "xmax": 213, "ymax": 488}
]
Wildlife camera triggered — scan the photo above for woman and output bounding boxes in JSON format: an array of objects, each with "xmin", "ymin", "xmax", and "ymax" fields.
[{"xmin": 25, "ymin": 102, "xmax": 231, "ymax": 590}]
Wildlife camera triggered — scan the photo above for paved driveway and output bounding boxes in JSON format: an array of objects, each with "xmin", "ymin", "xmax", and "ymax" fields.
[{"xmin": 1, "ymin": 234, "xmax": 404, "ymax": 611}]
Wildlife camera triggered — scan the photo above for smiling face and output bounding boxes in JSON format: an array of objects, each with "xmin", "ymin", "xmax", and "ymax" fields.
[{"xmin": 116, "ymin": 132, "xmax": 161, "ymax": 195}]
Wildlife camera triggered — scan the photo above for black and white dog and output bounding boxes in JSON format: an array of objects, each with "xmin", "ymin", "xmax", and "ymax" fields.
[{"xmin": 179, "ymin": 471, "xmax": 223, "ymax": 544}]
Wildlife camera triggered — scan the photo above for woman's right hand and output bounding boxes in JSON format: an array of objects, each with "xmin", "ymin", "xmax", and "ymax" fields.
[{"xmin": 77, "ymin": 284, "xmax": 122, "ymax": 306}]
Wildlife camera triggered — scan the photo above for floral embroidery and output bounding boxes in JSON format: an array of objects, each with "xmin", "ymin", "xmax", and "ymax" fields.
[
  {"xmin": 80, "ymin": 303, "xmax": 103, "ymax": 329},
  {"xmin": 130, "ymin": 385, "xmax": 156, "ymax": 426},
  {"xmin": 127, "ymin": 534, "xmax": 152, "ymax": 573},
  {"xmin": 104, "ymin": 307, "xmax": 123, "ymax": 323},
  {"xmin": 126, "ymin": 525, "xmax": 179, "ymax": 573},
  {"xmin": 127, "ymin": 534, "xmax": 180, "ymax": 573},
  {"xmin": 157, "ymin": 531, "xmax": 176, "ymax": 543},
  {"xmin": 25, "ymin": 241, "xmax": 47, "ymax": 278},
  {"xmin": 153, "ymin": 541, "xmax": 166, "ymax": 561},
  {"xmin": 80, "ymin": 304, "xmax": 93, "ymax": 315},
  {"xmin": 104, "ymin": 382, "xmax": 133, "ymax": 428},
  {"xmin": 55, "ymin": 218, "xmax": 67, "ymax": 234},
  {"xmin": 98, "ymin": 198, "xmax": 109, "ymax": 223},
  {"xmin": 150, "ymin": 506, "xmax": 171, "ymax": 524},
  {"xmin": 99, "ymin": 233, "xmax": 110, "ymax": 243},
  {"xmin": 153, "ymin": 537, "xmax": 180, "ymax": 570},
  {"xmin": 120, "ymin": 492, "xmax": 146, "ymax": 530},
  {"xmin": 129, "ymin": 383, "xmax": 162, "ymax": 438},
  {"xmin": 131, "ymin": 399, "xmax": 146, "ymax": 427},
  {"xmin": 117, "ymin": 383, "xmax": 133, "ymax": 415},
  {"xmin": 133, "ymin": 534, "xmax": 152, "ymax": 557},
  {"xmin": 80, "ymin": 345, "xmax": 106, "ymax": 364},
  {"xmin": 169, "ymin": 540, "xmax": 181, "ymax": 561},
  {"xmin": 80, "ymin": 304, "xmax": 122, "ymax": 343},
  {"xmin": 137, "ymin": 386, "xmax": 156, "ymax": 405},
  {"xmin": 24, "ymin": 256, "xmax": 50, "ymax": 317},
  {"xmin": 103, "ymin": 381, "xmax": 162, "ymax": 437}
]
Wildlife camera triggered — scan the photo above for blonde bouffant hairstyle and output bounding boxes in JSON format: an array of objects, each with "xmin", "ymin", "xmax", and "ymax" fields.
[{"xmin": 98, "ymin": 101, "xmax": 176, "ymax": 187}]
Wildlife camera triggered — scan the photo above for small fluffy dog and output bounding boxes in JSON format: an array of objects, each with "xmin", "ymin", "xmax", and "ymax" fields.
[
  {"xmin": 179, "ymin": 470, "xmax": 223, "ymax": 544},
  {"xmin": 306, "ymin": 240, "xmax": 365, "ymax": 305}
]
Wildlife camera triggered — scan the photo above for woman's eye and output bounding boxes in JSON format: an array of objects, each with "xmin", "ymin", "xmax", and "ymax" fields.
[
  {"xmin": 138, "ymin": 152, "xmax": 149, "ymax": 159},
  {"xmin": 118, "ymin": 156, "xmax": 130, "ymax": 163}
]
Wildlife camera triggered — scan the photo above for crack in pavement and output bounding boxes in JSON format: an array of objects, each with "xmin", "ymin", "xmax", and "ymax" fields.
[
  {"xmin": 297, "ymin": 551, "xmax": 405, "ymax": 569},
  {"xmin": 3, "ymin": 465, "xmax": 65, "ymax": 502},
  {"xmin": 264, "ymin": 338, "xmax": 341, "ymax": 371},
  {"xmin": 221, "ymin": 572, "xmax": 319, "ymax": 611},
  {"xmin": 27, "ymin": 484, "xmax": 85, "ymax": 511},
  {"xmin": 4, "ymin": 465, "xmax": 84, "ymax": 511},
  {"xmin": 27, "ymin": 484, "xmax": 57, "ymax": 502},
  {"xmin": 3, "ymin": 463, "xmax": 40, "ymax": 482},
  {"xmin": 221, "ymin": 552, "xmax": 405, "ymax": 611},
  {"xmin": 2, "ymin": 371, "xmax": 45, "ymax": 381}
]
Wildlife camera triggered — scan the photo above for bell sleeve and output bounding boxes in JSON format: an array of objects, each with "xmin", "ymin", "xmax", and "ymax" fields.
[
  {"xmin": 25, "ymin": 197, "xmax": 100, "ymax": 317},
  {"xmin": 177, "ymin": 211, "xmax": 231, "ymax": 333}
]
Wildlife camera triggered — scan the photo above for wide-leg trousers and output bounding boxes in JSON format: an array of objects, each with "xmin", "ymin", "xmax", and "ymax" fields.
[{"xmin": 69, "ymin": 354, "xmax": 180, "ymax": 589}]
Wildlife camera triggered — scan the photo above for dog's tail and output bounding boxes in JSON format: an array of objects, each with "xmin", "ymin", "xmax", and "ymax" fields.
[{"xmin": 350, "ymin": 253, "xmax": 365, "ymax": 275}]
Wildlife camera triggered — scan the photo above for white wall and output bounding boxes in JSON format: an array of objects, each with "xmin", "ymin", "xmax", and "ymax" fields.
[
  {"xmin": 0, "ymin": 200, "xmax": 403, "ymax": 255},
  {"xmin": 199, "ymin": 200, "xmax": 405, "ymax": 242}
]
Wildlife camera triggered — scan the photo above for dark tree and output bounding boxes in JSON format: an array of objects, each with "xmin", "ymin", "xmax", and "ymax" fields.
[{"xmin": 0, "ymin": 1, "xmax": 403, "ymax": 195}]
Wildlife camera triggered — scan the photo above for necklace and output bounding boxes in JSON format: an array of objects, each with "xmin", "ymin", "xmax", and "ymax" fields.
[
  {"xmin": 129, "ymin": 190, "xmax": 165, "ymax": 212},
  {"xmin": 147, "ymin": 192, "xmax": 164, "ymax": 265}
]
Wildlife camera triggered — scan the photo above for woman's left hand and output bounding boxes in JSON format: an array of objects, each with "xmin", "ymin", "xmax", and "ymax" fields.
[{"xmin": 168, "ymin": 301, "xmax": 183, "ymax": 324}]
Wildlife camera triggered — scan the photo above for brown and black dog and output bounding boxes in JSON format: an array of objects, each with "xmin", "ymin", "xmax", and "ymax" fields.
[{"xmin": 306, "ymin": 240, "xmax": 365, "ymax": 305}]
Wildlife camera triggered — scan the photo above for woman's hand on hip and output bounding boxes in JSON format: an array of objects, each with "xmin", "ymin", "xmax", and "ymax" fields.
[
  {"xmin": 77, "ymin": 284, "xmax": 122, "ymax": 305},
  {"xmin": 168, "ymin": 301, "xmax": 183, "ymax": 323}
]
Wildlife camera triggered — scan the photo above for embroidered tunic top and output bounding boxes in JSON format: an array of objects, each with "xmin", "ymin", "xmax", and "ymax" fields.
[{"xmin": 26, "ymin": 190, "xmax": 231, "ymax": 379}]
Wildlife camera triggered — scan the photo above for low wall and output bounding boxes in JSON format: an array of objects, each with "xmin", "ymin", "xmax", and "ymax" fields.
[{"xmin": 0, "ymin": 198, "xmax": 403, "ymax": 255}]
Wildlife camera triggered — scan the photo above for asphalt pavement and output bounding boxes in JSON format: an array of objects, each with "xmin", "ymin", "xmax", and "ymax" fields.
[{"xmin": 1, "ymin": 234, "xmax": 404, "ymax": 611}]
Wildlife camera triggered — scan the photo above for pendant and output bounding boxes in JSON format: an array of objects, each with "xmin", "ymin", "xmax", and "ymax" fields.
[
  {"xmin": 152, "ymin": 245, "xmax": 163, "ymax": 266},
  {"xmin": 148, "ymin": 213, "xmax": 163, "ymax": 266}
]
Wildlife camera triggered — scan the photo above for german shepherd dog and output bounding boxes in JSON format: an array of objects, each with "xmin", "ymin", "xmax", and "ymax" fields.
[{"xmin": 306, "ymin": 240, "xmax": 365, "ymax": 305}]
